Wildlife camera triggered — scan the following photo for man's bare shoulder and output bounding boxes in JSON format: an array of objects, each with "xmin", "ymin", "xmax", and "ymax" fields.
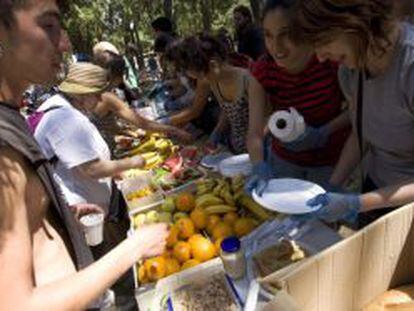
[
  {"xmin": 0, "ymin": 147, "xmax": 31, "ymax": 246},
  {"xmin": 0, "ymin": 147, "xmax": 29, "ymax": 187}
]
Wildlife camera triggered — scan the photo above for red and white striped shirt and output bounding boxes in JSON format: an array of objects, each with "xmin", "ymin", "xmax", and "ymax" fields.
[{"xmin": 251, "ymin": 54, "xmax": 349, "ymax": 166}]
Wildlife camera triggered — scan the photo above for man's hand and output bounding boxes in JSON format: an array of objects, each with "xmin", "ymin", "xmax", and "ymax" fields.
[
  {"xmin": 168, "ymin": 127, "xmax": 193, "ymax": 144},
  {"xmin": 133, "ymin": 223, "xmax": 169, "ymax": 260}
]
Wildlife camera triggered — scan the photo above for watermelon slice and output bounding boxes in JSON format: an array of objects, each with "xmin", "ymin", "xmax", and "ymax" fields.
[{"xmin": 163, "ymin": 154, "xmax": 183, "ymax": 174}]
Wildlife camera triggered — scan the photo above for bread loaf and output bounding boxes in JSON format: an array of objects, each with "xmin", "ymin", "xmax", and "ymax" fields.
[{"xmin": 363, "ymin": 285, "xmax": 414, "ymax": 311}]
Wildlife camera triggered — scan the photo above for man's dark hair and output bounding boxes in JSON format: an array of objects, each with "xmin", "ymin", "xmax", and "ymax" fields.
[
  {"xmin": 154, "ymin": 33, "xmax": 175, "ymax": 53},
  {"xmin": 106, "ymin": 55, "xmax": 126, "ymax": 80},
  {"xmin": 1, "ymin": 0, "xmax": 68, "ymax": 28},
  {"xmin": 233, "ymin": 5, "xmax": 253, "ymax": 23},
  {"xmin": 151, "ymin": 16, "xmax": 173, "ymax": 33},
  {"xmin": 165, "ymin": 34, "xmax": 227, "ymax": 74}
]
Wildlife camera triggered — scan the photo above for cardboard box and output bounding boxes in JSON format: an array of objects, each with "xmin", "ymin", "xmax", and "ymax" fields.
[{"xmin": 262, "ymin": 203, "xmax": 414, "ymax": 310}]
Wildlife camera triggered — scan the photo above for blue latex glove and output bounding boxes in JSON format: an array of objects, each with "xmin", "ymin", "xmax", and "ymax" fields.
[
  {"xmin": 284, "ymin": 126, "xmax": 329, "ymax": 152},
  {"xmin": 307, "ymin": 192, "xmax": 361, "ymax": 223},
  {"xmin": 245, "ymin": 161, "xmax": 274, "ymax": 196},
  {"xmin": 319, "ymin": 182, "xmax": 344, "ymax": 193}
]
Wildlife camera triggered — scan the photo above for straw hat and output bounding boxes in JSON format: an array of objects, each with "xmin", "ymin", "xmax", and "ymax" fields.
[
  {"xmin": 93, "ymin": 41, "xmax": 120, "ymax": 56},
  {"xmin": 58, "ymin": 62, "xmax": 109, "ymax": 95}
]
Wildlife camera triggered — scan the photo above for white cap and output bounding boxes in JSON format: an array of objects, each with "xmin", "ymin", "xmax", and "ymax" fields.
[{"xmin": 93, "ymin": 41, "xmax": 120, "ymax": 56}]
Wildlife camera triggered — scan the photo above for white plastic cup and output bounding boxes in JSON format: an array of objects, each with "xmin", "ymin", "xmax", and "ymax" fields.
[{"xmin": 80, "ymin": 213, "xmax": 105, "ymax": 246}]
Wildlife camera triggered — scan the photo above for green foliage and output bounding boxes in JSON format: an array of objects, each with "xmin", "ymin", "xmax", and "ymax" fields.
[{"xmin": 64, "ymin": 0, "xmax": 251, "ymax": 55}]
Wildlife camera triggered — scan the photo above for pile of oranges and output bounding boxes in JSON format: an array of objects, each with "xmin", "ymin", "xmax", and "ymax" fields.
[{"xmin": 138, "ymin": 192, "xmax": 257, "ymax": 285}]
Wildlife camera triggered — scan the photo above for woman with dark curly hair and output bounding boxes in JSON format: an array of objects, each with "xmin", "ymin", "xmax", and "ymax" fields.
[
  {"xmin": 166, "ymin": 34, "xmax": 251, "ymax": 154},
  {"xmin": 293, "ymin": 0, "xmax": 414, "ymax": 227}
]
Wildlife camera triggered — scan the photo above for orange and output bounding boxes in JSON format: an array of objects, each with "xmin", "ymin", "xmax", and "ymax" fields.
[
  {"xmin": 175, "ymin": 193, "xmax": 195, "ymax": 212},
  {"xmin": 176, "ymin": 218, "xmax": 195, "ymax": 239},
  {"xmin": 138, "ymin": 264, "xmax": 149, "ymax": 284},
  {"xmin": 190, "ymin": 235, "xmax": 216, "ymax": 262},
  {"xmin": 190, "ymin": 207, "xmax": 207, "ymax": 230},
  {"xmin": 212, "ymin": 222, "xmax": 233, "ymax": 241},
  {"xmin": 181, "ymin": 259, "xmax": 201, "ymax": 270},
  {"xmin": 165, "ymin": 257, "xmax": 181, "ymax": 276},
  {"xmin": 206, "ymin": 214, "xmax": 221, "ymax": 235},
  {"xmin": 233, "ymin": 217, "xmax": 256, "ymax": 237},
  {"xmin": 166, "ymin": 225, "xmax": 179, "ymax": 248},
  {"xmin": 188, "ymin": 234, "xmax": 205, "ymax": 248},
  {"xmin": 162, "ymin": 250, "xmax": 173, "ymax": 258},
  {"xmin": 223, "ymin": 212, "xmax": 239, "ymax": 225},
  {"xmin": 144, "ymin": 256, "xmax": 166, "ymax": 282},
  {"xmin": 173, "ymin": 241, "xmax": 192, "ymax": 263}
]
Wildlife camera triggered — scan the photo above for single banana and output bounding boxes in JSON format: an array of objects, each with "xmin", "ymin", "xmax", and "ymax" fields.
[
  {"xmin": 213, "ymin": 180, "xmax": 226, "ymax": 196},
  {"xmin": 196, "ymin": 183, "xmax": 215, "ymax": 196},
  {"xmin": 233, "ymin": 190, "xmax": 245, "ymax": 202},
  {"xmin": 196, "ymin": 194, "xmax": 224, "ymax": 208},
  {"xmin": 204, "ymin": 204, "xmax": 237, "ymax": 215},
  {"xmin": 140, "ymin": 151, "xmax": 158, "ymax": 160},
  {"xmin": 135, "ymin": 137, "xmax": 156, "ymax": 153},
  {"xmin": 231, "ymin": 178, "xmax": 245, "ymax": 193},
  {"xmin": 144, "ymin": 154, "xmax": 162, "ymax": 169},
  {"xmin": 196, "ymin": 188, "xmax": 210, "ymax": 196},
  {"xmin": 239, "ymin": 195, "xmax": 272, "ymax": 221},
  {"xmin": 220, "ymin": 187, "xmax": 235, "ymax": 206}
]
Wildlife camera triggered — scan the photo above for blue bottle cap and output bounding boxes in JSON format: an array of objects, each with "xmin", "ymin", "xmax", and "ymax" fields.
[{"xmin": 221, "ymin": 236, "xmax": 241, "ymax": 253}]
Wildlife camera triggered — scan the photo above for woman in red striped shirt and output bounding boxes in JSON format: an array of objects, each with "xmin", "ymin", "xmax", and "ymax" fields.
[{"xmin": 246, "ymin": 0, "xmax": 351, "ymax": 194}]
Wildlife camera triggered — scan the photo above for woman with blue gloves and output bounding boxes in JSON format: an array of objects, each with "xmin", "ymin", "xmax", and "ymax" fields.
[
  {"xmin": 293, "ymin": 0, "xmax": 414, "ymax": 227},
  {"xmin": 246, "ymin": 0, "xmax": 350, "ymax": 195}
]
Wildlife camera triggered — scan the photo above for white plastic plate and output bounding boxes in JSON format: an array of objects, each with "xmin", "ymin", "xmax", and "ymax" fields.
[
  {"xmin": 218, "ymin": 153, "xmax": 252, "ymax": 177},
  {"xmin": 252, "ymin": 178, "xmax": 325, "ymax": 214},
  {"xmin": 200, "ymin": 152, "xmax": 233, "ymax": 169}
]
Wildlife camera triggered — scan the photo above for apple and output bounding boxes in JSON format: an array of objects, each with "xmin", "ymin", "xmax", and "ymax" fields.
[
  {"xmin": 146, "ymin": 210, "xmax": 160, "ymax": 224},
  {"xmin": 158, "ymin": 212, "xmax": 173, "ymax": 224},
  {"xmin": 161, "ymin": 197, "xmax": 176, "ymax": 213}
]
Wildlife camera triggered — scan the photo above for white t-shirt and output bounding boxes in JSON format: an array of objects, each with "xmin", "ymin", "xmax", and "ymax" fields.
[{"xmin": 35, "ymin": 94, "xmax": 112, "ymax": 212}]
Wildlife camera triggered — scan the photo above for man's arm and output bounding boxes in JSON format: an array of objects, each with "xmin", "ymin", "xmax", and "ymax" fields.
[
  {"xmin": 0, "ymin": 147, "xmax": 167, "ymax": 310},
  {"xmin": 77, "ymin": 156, "xmax": 144, "ymax": 180},
  {"xmin": 360, "ymin": 181, "xmax": 414, "ymax": 212},
  {"xmin": 101, "ymin": 93, "xmax": 192, "ymax": 142}
]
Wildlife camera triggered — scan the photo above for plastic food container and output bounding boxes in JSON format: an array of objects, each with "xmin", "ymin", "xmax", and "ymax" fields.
[{"xmin": 119, "ymin": 171, "xmax": 164, "ymax": 215}]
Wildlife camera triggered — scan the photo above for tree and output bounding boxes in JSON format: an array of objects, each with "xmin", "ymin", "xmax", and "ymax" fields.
[
  {"xmin": 64, "ymin": 0, "xmax": 251, "ymax": 58},
  {"xmin": 200, "ymin": 0, "xmax": 211, "ymax": 32},
  {"xmin": 163, "ymin": 0, "xmax": 173, "ymax": 21},
  {"xmin": 249, "ymin": 0, "xmax": 262, "ymax": 24}
]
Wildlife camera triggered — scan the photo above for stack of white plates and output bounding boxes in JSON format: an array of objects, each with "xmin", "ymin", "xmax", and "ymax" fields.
[{"xmin": 218, "ymin": 154, "xmax": 252, "ymax": 177}]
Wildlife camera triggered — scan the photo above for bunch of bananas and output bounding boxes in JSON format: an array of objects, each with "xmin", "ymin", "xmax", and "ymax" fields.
[
  {"xmin": 125, "ymin": 134, "xmax": 178, "ymax": 170},
  {"xmin": 195, "ymin": 177, "xmax": 274, "ymax": 221},
  {"xmin": 195, "ymin": 193, "xmax": 237, "ymax": 215},
  {"xmin": 237, "ymin": 194, "xmax": 273, "ymax": 221}
]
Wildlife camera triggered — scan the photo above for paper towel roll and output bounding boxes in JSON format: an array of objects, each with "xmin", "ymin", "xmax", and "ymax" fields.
[{"xmin": 268, "ymin": 108, "xmax": 305, "ymax": 142}]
